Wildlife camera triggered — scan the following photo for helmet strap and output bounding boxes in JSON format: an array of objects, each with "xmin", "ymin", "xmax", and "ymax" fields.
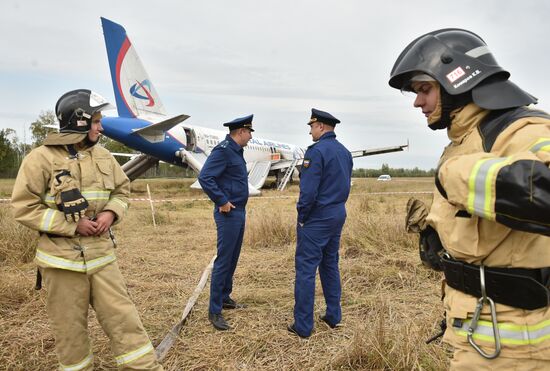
[{"xmin": 429, "ymin": 89, "xmax": 472, "ymax": 131}]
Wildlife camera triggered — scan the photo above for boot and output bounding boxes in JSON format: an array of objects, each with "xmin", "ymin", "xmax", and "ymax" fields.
[
  {"xmin": 209, "ymin": 312, "xmax": 230, "ymax": 331},
  {"xmin": 222, "ymin": 297, "xmax": 247, "ymax": 310}
]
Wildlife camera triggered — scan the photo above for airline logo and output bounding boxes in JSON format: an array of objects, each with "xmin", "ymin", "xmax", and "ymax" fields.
[{"xmin": 129, "ymin": 79, "xmax": 155, "ymax": 107}]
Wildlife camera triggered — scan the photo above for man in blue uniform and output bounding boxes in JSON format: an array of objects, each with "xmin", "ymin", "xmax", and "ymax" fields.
[
  {"xmin": 198, "ymin": 115, "xmax": 254, "ymax": 331},
  {"xmin": 288, "ymin": 108, "xmax": 353, "ymax": 338}
]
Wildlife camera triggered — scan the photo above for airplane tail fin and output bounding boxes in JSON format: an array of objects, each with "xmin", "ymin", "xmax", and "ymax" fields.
[{"xmin": 101, "ymin": 17, "xmax": 166, "ymax": 120}]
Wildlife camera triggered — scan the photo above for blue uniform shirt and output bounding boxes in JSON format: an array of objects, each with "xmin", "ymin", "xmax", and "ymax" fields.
[
  {"xmin": 198, "ymin": 134, "xmax": 249, "ymax": 207},
  {"xmin": 297, "ymin": 131, "xmax": 353, "ymax": 223}
]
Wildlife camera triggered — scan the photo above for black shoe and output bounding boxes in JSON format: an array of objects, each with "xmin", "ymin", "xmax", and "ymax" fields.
[
  {"xmin": 208, "ymin": 313, "xmax": 230, "ymax": 331},
  {"xmin": 222, "ymin": 298, "xmax": 247, "ymax": 309},
  {"xmin": 287, "ymin": 324, "xmax": 309, "ymax": 339},
  {"xmin": 319, "ymin": 315, "xmax": 340, "ymax": 329}
]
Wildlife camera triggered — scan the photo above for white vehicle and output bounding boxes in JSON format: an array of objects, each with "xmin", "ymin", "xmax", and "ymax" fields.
[{"xmin": 377, "ymin": 174, "xmax": 392, "ymax": 181}]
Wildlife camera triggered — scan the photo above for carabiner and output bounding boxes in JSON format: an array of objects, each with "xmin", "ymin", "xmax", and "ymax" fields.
[{"xmin": 467, "ymin": 265, "xmax": 501, "ymax": 359}]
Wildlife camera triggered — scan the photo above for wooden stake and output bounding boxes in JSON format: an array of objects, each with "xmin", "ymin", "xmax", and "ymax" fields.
[
  {"xmin": 146, "ymin": 183, "xmax": 156, "ymax": 228},
  {"xmin": 155, "ymin": 255, "xmax": 216, "ymax": 361}
]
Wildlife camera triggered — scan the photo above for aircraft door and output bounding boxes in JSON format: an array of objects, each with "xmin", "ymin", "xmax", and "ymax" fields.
[{"xmin": 184, "ymin": 128, "xmax": 196, "ymax": 151}]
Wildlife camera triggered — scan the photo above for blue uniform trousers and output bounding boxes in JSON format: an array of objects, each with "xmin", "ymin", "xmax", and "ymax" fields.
[
  {"xmin": 209, "ymin": 208, "xmax": 246, "ymax": 314},
  {"xmin": 293, "ymin": 208, "xmax": 346, "ymax": 336}
]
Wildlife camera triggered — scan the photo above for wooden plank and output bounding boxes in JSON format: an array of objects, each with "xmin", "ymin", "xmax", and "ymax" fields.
[{"xmin": 155, "ymin": 255, "xmax": 216, "ymax": 361}]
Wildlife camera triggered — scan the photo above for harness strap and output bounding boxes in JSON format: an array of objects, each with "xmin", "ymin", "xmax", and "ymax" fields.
[
  {"xmin": 441, "ymin": 254, "xmax": 550, "ymax": 310},
  {"xmin": 478, "ymin": 107, "xmax": 550, "ymax": 152}
]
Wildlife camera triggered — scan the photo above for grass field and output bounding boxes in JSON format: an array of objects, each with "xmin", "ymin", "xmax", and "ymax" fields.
[{"xmin": 0, "ymin": 177, "xmax": 451, "ymax": 370}]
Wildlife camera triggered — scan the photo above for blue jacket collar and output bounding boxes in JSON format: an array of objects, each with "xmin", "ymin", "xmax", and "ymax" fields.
[
  {"xmin": 225, "ymin": 134, "xmax": 242, "ymax": 152},
  {"xmin": 319, "ymin": 131, "xmax": 336, "ymax": 141}
]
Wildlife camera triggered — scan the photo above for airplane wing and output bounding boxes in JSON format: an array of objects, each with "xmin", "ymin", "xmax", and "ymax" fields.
[
  {"xmin": 181, "ymin": 150, "xmax": 264, "ymax": 196},
  {"xmin": 190, "ymin": 180, "xmax": 261, "ymax": 197},
  {"xmin": 132, "ymin": 114, "xmax": 190, "ymax": 143},
  {"xmin": 350, "ymin": 144, "xmax": 408, "ymax": 158},
  {"xmin": 185, "ymin": 154, "xmax": 262, "ymax": 196}
]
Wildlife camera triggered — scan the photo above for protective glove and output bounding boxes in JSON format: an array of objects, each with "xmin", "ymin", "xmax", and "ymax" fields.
[
  {"xmin": 405, "ymin": 198, "xmax": 444, "ymax": 271},
  {"xmin": 419, "ymin": 226, "xmax": 444, "ymax": 271},
  {"xmin": 59, "ymin": 188, "xmax": 89, "ymax": 222},
  {"xmin": 54, "ymin": 169, "xmax": 88, "ymax": 222}
]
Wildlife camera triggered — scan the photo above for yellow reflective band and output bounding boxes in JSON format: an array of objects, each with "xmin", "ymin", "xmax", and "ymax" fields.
[
  {"xmin": 36, "ymin": 249, "xmax": 86, "ymax": 272},
  {"xmin": 39, "ymin": 208, "xmax": 57, "ymax": 232},
  {"xmin": 529, "ymin": 138, "xmax": 550, "ymax": 153},
  {"xmin": 111, "ymin": 197, "xmax": 128, "ymax": 210},
  {"xmin": 81, "ymin": 190, "xmax": 111, "ymax": 201},
  {"xmin": 60, "ymin": 351, "xmax": 93, "ymax": 371},
  {"xmin": 467, "ymin": 159, "xmax": 484, "ymax": 214},
  {"xmin": 115, "ymin": 342, "xmax": 154, "ymax": 366},
  {"xmin": 35, "ymin": 249, "xmax": 116, "ymax": 273},
  {"xmin": 44, "ymin": 194, "xmax": 56, "ymax": 205},
  {"xmin": 86, "ymin": 254, "xmax": 117, "ymax": 270},
  {"xmin": 43, "ymin": 190, "xmax": 111, "ymax": 204},
  {"xmin": 455, "ymin": 318, "xmax": 550, "ymax": 346},
  {"xmin": 468, "ymin": 157, "xmax": 511, "ymax": 220}
]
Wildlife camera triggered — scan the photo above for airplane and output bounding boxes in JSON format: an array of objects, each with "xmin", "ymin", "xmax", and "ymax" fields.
[{"xmin": 99, "ymin": 17, "xmax": 408, "ymax": 195}]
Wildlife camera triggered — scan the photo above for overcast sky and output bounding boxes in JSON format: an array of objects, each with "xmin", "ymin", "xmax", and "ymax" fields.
[{"xmin": 1, "ymin": 0, "xmax": 549, "ymax": 169}]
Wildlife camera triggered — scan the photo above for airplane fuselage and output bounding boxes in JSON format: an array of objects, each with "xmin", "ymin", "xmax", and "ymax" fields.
[{"xmin": 101, "ymin": 117, "xmax": 306, "ymax": 169}]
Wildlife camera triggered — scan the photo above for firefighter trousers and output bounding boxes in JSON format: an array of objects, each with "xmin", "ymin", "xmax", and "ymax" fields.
[
  {"xmin": 450, "ymin": 348, "xmax": 550, "ymax": 370},
  {"xmin": 42, "ymin": 262, "xmax": 163, "ymax": 370}
]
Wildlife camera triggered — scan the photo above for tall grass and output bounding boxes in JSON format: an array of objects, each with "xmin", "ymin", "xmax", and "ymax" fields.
[
  {"xmin": 0, "ymin": 178, "xmax": 450, "ymax": 370},
  {"xmin": 245, "ymin": 207, "xmax": 296, "ymax": 249},
  {"xmin": 0, "ymin": 206, "xmax": 36, "ymax": 265}
]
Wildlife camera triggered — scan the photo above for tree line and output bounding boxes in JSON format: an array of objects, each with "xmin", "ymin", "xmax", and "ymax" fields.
[
  {"xmin": 352, "ymin": 163, "xmax": 435, "ymax": 178},
  {"xmin": 0, "ymin": 111, "xmax": 435, "ymax": 179}
]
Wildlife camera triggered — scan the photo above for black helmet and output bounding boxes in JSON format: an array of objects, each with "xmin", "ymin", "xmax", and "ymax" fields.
[
  {"xmin": 55, "ymin": 89, "xmax": 114, "ymax": 133},
  {"xmin": 389, "ymin": 28, "xmax": 537, "ymax": 111}
]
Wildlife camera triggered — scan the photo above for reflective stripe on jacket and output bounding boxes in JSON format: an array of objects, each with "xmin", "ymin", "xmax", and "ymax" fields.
[{"xmin": 11, "ymin": 143, "xmax": 130, "ymax": 274}]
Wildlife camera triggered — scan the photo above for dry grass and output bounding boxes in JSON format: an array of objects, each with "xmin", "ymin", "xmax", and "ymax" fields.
[
  {"xmin": 0, "ymin": 178, "xmax": 451, "ymax": 370},
  {"xmin": 0, "ymin": 206, "xmax": 37, "ymax": 264}
]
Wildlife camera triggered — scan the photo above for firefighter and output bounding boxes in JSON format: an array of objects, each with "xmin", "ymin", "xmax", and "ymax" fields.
[
  {"xmin": 390, "ymin": 29, "xmax": 550, "ymax": 369},
  {"xmin": 11, "ymin": 89, "xmax": 163, "ymax": 370}
]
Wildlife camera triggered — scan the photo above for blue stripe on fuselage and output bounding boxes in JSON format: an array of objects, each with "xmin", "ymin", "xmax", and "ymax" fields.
[{"xmin": 101, "ymin": 17, "xmax": 135, "ymax": 118}]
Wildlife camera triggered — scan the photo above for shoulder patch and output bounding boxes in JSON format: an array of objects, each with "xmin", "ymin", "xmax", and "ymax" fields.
[
  {"xmin": 219, "ymin": 140, "xmax": 229, "ymax": 148},
  {"xmin": 303, "ymin": 158, "xmax": 311, "ymax": 168}
]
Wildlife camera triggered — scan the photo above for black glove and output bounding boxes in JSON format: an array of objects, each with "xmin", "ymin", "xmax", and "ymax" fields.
[
  {"xmin": 419, "ymin": 225, "xmax": 444, "ymax": 271},
  {"xmin": 59, "ymin": 188, "xmax": 89, "ymax": 222}
]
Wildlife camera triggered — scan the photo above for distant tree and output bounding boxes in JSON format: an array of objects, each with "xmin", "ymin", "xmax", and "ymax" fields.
[
  {"xmin": 0, "ymin": 128, "xmax": 20, "ymax": 177},
  {"xmin": 30, "ymin": 110, "xmax": 57, "ymax": 147},
  {"xmin": 99, "ymin": 136, "xmax": 136, "ymax": 165},
  {"xmin": 352, "ymin": 165, "xmax": 436, "ymax": 178}
]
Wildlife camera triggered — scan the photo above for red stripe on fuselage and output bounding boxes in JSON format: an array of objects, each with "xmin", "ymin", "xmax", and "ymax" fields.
[{"xmin": 116, "ymin": 38, "xmax": 136, "ymax": 118}]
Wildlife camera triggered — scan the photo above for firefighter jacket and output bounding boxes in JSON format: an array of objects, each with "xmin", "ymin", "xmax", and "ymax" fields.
[
  {"xmin": 11, "ymin": 143, "xmax": 130, "ymax": 275},
  {"xmin": 427, "ymin": 102, "xmax": 550, "ymax": 358}
]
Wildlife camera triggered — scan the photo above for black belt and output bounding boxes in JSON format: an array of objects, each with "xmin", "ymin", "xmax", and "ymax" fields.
[{"xmin": 441, "ymin": 254, "xmax": 550, "ymax": 310}]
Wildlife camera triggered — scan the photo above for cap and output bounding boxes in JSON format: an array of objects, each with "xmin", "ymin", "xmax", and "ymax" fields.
[
  {"xmin": 223, "ymin": 114, "xmax": 254, "ymax": 131},
  {"xmin": 308, "ymin": 108, "xmax": 340, "ymax": 126}
]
